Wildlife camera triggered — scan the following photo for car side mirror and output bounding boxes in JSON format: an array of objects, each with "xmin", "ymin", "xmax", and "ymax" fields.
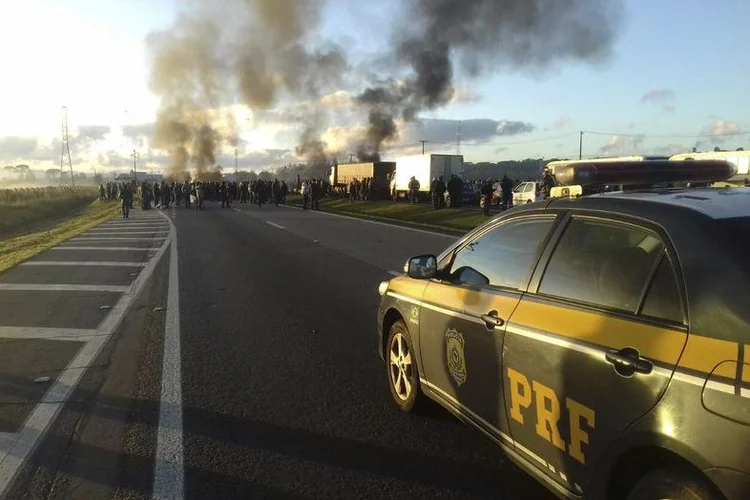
[{"xmin": 404, "ymin": 255, "xmax": 437, "ymax": 280}]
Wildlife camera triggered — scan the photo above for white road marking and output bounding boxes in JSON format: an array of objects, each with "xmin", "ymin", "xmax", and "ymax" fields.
[
  {"xmin": 232, "ymin": 208, "xmax": 241, "ymax": 213},
  {"xmin": 0, "ymin": 212, "xmax": 172, "ymax": 497},
  {"xmin": 153, "ymin": 205, "xmax": 185, "ymax": 500},
  {"xmin": 50, "ymin": 246, "xmax": 158, "ymax": 251},
  {"xmin": 277, "ymin": 204, "xmax": 457, "ymax": 239},
  {"xmin": 86, "ymin": 231, "xmax": 170, "ymax": 235},
  {"xmin": 20, "ymin": 261, "xmax": 147, "ymax": 267},
  {"xmin": 99, "ymin": 224, "xmax": 170, "ymax": 228},
  {"xmin": 266, "ymin": 221, "xmax": 286, "ymax": 230},
  {"xmin": 388, "ymin": 270, "xmax": 401, "ymax": 277},
  {"xmin": 0, "ymin": 284, "xmax": 130, "ymax": 293},
  {"xmin": 0, "ymin": 327, "xmax": 100, "ymax": 340},
  {"xmin": 70, "ymin": 237, "xmax": 166, "ymax": 241}
]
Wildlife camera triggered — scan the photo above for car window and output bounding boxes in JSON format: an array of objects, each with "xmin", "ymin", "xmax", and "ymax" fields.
[
  {"xmin": 448, "ymin": 217, "xmax": 554, "ymax": 289},
  {"xmin": 513, "ymin": 183, "xmax": 525, "ymax": 193},
  {"xmin": 524, "ymin": 183, "xmax": 534, "ymax": 193},
  {"xmin": 538, "ymin": 218, "xmax": 664, "ymax": 312},
  {"xmin": 640, "ymin": 254, "xmax": 683, "ymax": 323}
]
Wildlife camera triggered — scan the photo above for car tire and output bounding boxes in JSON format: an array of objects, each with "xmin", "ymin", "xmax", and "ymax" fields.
[
  {"xmin": 626, "ymin": 469, "xmax": 721, "ymax": 500},
  {"xmin": 386, "ymin": 320, "xmax": 423, "ymax": 412}
]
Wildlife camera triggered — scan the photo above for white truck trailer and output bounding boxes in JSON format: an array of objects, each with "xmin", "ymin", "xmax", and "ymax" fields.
[{"xmin": 388, "ymin": 153, "xmax": 464, "ymax": 201}]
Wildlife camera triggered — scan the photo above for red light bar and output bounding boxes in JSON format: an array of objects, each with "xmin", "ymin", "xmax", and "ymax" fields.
[{"xmin": 552, "ymin": 160, "xmax": 737, "ymax": 187}]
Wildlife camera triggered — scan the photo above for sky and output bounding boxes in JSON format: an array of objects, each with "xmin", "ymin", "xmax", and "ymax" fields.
[{"xmin": 0, "ymin": 0, "xmax": 748, "ymax": 178}]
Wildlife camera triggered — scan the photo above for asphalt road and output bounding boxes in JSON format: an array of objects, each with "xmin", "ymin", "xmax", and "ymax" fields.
[{"xmin": 0, "ymin": 200, "xmax": 553, "ymax": 500}]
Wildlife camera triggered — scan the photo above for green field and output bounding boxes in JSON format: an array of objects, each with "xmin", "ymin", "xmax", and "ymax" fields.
[
  {"xmin": 0, "ymin": 187, "xmax": 119, "ymax": 274},
  {"xmin": 285, "ymin": 195, "xmax": 490, "ymax": 233}
]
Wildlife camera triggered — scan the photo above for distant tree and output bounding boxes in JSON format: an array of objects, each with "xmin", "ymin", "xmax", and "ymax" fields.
[
  {"xmin": 15, "ymin": 164, "xmax": 31, "ymax": 181},
  {"xmin": 94, "ymin": 173, "xmax": 103, "ymax": 185},
  {"xmin": 45, "ymin": 168, "xmax": 60, "ymax": 180},
  {"xmin": 258, "ymin": 170, "xmax": 273, "ymax": 182},
  {"xmin": 714, "ymin": 146, "xmax": 722, "ymax": 152},
  {"xmin": 737, "ymin": 147, "xmax": 745, "ymax": 151}
]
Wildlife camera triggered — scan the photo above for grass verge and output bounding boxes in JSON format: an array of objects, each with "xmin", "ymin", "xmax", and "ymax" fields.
[
  {"xmin": 285, "ymin": 195, "xmax": 489, "ymax": 233},
  {"xmin": 0, "ymin": 190, "xmax": 99, "ymax": 236},
  {"xmin": 0, "ymin": 200, "xmax": 120, "ymax": 274}
]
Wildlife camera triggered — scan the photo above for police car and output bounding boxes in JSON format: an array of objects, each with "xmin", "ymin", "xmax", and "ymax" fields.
[{"xmin": 376, "ymin": 159, "xmax": 750, "ymax": 500}]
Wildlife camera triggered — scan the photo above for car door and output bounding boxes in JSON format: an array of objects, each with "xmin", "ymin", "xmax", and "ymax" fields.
[
  {"xmin": 512, "ymin": 183, "xmax": 528, "ymax": 205},
  {"xmin": 419, "ymin": 215, "xmax": 558, "ymax": 441},
  {"xmin": 502, "ymin": 215, "xmax": 688, "ymax": 495}
]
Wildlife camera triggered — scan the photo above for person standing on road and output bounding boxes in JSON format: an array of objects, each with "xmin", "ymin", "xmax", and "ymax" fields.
[
  {"xmin": 480, "ymin": 179, "xmax": 493, "ymax": 216},
  {"xmin": 436, "ymin": 176, "xmax": 446, "ymax": 209},
  {"xmin": 273, "ymin": 178, "xmax": 281, "ymax": 207},
  {"xmin": 501, "ymin": 175, "xmax": 514, "ymax": 210},
  {"xmin": 408, "ymin": 176, "xmax": 420, "ymax": 204},
  {"xmin": 301, "ymin": 180, "xmax": 310, "ymax": 210},
  {"xmin": 121, "ymin": 183, "xmax": 132, "ymax": 219}
]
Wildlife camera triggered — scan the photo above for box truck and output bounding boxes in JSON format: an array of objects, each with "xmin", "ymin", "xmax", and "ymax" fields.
[{"xmin": 388, "ymin": 154, "xmax": 464, "ymax": 201}]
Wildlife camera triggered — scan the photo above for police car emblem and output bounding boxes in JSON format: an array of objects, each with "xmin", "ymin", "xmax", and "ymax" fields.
[
  {"xmin": 409, "ymin": 306, "xmax": 419, "ymax": 325},
  {"xmin": 445, "ymin": 329, "xmax": 467, "ymax": 386}
]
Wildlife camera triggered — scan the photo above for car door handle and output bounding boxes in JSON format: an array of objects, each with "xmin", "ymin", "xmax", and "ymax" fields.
[
  {"xmin": 605, "ymin": 347, "xmax": 653, "ymax": 376},
  {"xmin": 480, "ymin": 310, "xmax": 505, "ymax": 330}
]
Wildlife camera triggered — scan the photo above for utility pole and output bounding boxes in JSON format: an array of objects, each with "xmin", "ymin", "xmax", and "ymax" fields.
[
  {"xmin": 456, "ymin": 121, "xmax": 462, "ymax": 155},
  {"xmin": 130, "ymin": 149, "xmax": 139, "ymax": 182},
  {"xmin": 60, "ymin": 106, "xmax": 74, "ymax": 186},
  {"xmin": 420, "ymin": 140, "xmax": 428, "ymax": 154},
  {"xmin": 349, "ymin": 153, "xmax": 354, "ymax": 163},
  {"xmin": 234, "ymin": 149, "xmax": 238, "ymax": 174},
  {"xmin": 579, "ymin": 131, "xmax": 584, "ymax": 159}
]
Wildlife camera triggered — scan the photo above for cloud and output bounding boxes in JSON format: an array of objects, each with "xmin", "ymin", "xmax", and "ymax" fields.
[
  {"xmin": 0, "ymin": 136, "xmax": 39, "ymax": 160},
  {"xmin": 450, "ymin": 86, "xmax": 483, "ymax": 104},
  {"xmin": 553, "ymin": 117, "xmax": 571, "ymax": 130},
  {"xmin": 641, "ymin": 89, "xmax": 675, "ymax": 103},
  {"xmin": 319, "ymin": 90, "xmax": 354, "ymax": 109},
  {"xmin": 98, "ymin": 150, "xmax": 133, "ymax": 169},
  {"xmin": 663, "ymin": 105, "xmax": 675, "ymax": 114},
  {"xmin": 122, "ymin": 123, "xmax": 155, "ymax": 139},
  {"xmin": 78, "ymin": 125, "xmax": 111, "ymax": 141},
  {"xmin": 598, "ymin": 134, "xmax": 645, "ymax": 154},
  {"xmin": 702, "ymin": 120, "xmax": 742, "ymax": 144},
  {"xmin": 404, "ymin": 118, "xmax": 534, "ymax": 144}
]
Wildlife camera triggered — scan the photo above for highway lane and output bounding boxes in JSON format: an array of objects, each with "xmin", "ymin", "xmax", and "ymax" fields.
[
  {"xmin": 0, "ymin": 201, "xmax": 553, "ymax": 499},
  {"xmin": 174, "ymin": 202, "xmax": 551, "ymax": 499}
]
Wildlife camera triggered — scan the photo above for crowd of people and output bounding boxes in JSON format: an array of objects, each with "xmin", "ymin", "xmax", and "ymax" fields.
[{"xmin": 101, "ymin": 178, "xmax": 292, "ymax": 218}]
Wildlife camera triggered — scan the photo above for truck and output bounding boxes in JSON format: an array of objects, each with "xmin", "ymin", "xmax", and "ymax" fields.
[
  {"xmin": 328, "ymin": 162, "xmax": 396, "ymax": 198},
  {"xmin": 388, "ymin": 154, "xmax": 464, "ymax": 202},
  {"xmin": 669, "ymin": 151, "xmax": 750, "ymax": 186}
]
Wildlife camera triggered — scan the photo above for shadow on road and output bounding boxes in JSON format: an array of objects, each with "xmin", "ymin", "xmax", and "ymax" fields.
[{"xmin": 0, "ymin": 370, "xmax": 549, "ymax": 499}]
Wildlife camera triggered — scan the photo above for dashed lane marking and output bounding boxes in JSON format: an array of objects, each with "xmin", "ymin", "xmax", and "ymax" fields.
[
  {"xmin": 86, "ymin": 231, "xmax": 170, "ymax": 235},
  {"xmin": 20, "ymin": 261, "xmax": 147, "ymax": 267},
  {"xmin": 0, "ymin": 211, "xmax": 172, "ymax": 497},
  {"xmin": 50, "ymin": 246, "xmax": 159, "ymax": 251},
  {"xmin": 97, "ymin": 222, "xmax": 169, "ymax": 231},
  {"xmin": 0, "ymin": 284, "xmax": 130, "ymax": 293},
  {"xmin": 266, "ymin": 221, "xmax": 286, "ymax": 230},
  {"xmin": 70, "ymin": 237, "xmax": 167, "ymax": 242},
  {"xmin": 0, "ymin": 327, "xmax": 99, "ymax": 340},
  {"xmin": 153, "ymin": 203, "xmax": 184, "ymax": 499}
]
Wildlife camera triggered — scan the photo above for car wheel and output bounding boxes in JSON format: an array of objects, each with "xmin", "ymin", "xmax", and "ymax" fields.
[
  {"xmin": 626, "ymin": 469, "xmax": 721, "ymax": 500},
  {"xmin": 387, "ymin": 320, "xmax": 423, "ymax": 412}
]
